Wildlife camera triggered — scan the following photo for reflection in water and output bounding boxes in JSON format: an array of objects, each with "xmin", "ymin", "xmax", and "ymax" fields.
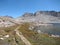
[{"xmin": 35, "ymin": 23, "xmax": 60, "ymax": 35}]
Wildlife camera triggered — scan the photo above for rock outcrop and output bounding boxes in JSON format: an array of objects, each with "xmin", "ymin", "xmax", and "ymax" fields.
[{"xmin": 16, "ymin": 11, "xmax": 60, "ymax": 23}]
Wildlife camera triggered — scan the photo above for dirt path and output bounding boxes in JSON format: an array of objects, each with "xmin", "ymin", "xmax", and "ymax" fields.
[{"xmin": 14, "ymin": 27, "xmax": 32, "ymax": 45}]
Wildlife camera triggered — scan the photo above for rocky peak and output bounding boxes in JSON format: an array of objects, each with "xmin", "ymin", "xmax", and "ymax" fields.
[
  {"xmin": 20, "ymin": 11, "xmax": 60, "ymax": 17},
  {"xmin": 0, "ymin": 15, "xmax": 13, "ymax": 18},
  {"xmin": 22, "ymin": 13, "xmax": 34, "ymax": 17},
  {"xmin": 34, "ymin": 11, "xmax": 60, "ymax": 17}
]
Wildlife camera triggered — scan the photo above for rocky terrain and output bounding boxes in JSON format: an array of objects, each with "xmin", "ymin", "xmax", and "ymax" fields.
[
  {"xmin": 0, "ymin": 16, "xmax": 15, "ymax": 27},
  {"xmin": 0, "ymin": 22, "xmax": 60, "ymax": 45},
  {"xmin": 0, "ymin": 11, "xmax": 60, "ymax": 35},
  {"xmin": 0, "ymin": 11, "xmax": 60, "ymax": 27},
  {"xmin": 16, "ymin": 11, "xmax": 60, "ymax": 23},
  {"xmin": 0, "ymin": 0, "xmax": 60, "ymax": 44}
]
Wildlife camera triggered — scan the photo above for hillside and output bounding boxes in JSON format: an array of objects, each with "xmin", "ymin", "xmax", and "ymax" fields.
[
  {"xmin": 16, "ymin": 11, "xmax": 60, "ymax": 23},
  {"xmin": 0, "ymin": 11, "xmax": 60, "ymax": 45},
  {"xmin": 0, "ymin": 23, "xmax": 60, "ymax": 45},
  {"xmin": 0, "ymin": 11, "xmax": 60, "ymax": 27}
]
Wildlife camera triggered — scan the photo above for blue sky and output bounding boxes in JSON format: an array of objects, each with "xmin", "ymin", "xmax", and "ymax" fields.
[{"xmin": 0, "ymin": 0, "xmax": 60, "ymax": 18}]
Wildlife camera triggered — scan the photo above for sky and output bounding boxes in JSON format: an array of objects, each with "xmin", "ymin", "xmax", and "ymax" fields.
[{"xmin": 0, "ymin": 0, "xmax": 60, "ymax": 18}]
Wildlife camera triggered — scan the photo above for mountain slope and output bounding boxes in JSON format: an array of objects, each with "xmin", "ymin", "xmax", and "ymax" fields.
[
  {"xmin": 16, "ymin": 11, "xmax": 60, "ymax": 23},
  {"xmin": 0, "ymin": 11, "xmax": 60, "ymax": 27}
]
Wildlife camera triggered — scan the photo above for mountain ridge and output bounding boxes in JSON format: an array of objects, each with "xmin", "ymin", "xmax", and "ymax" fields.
[
  {"xmin": 16, "ymin": 11, "xmax": 60, "ymax": 23},
  {"xmin": 0, "ymin": 11, "xmax": 60, "ymax": 27}
]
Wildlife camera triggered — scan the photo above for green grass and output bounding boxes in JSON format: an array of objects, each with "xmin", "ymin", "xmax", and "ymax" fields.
[
  {"xmin": 0, "ymin": 23, "xmax": 60, "ymax": 45},
  {"xmin": 0, "ymin": 25, "xmax": 25, "ymax": 45},
  {"xmin": 18, "ymin": 23, "xmax": 60, "ymax": 45}
]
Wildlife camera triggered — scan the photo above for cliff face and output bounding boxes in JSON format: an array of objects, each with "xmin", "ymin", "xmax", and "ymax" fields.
[
  {"xmin": 21, "ymin": 11, "xmax": 60, "ymax": 17},
  {"xmin": 34, "ymin": 11, "xmax": 60, "ymax": 17},
  {"xmin": 16, "ymin": 11, "xmax": 60, "ymax": 23}
]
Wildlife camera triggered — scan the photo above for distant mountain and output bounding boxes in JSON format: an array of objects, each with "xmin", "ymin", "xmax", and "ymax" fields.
[
  {"xmin": 16, "ymin": 11, "xmax": 60, "ymax": 23},
  {"xmin": 22, "ymin": 13, "xmax": 34, "ymax": 17},
  {"xmin": 0, "ymin": 16, "xmax": 15, "ymax": 27},
  {"xmin": 21, "ymin": 11, "xmax": 60, "ymax": 17},
  {"xmin": 34, "ymin": 11, "xmax": 60, "ymax": 17},
  {"xmin": 0, "ymin": 11, "xmax": 60, "ymax": 27}
]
